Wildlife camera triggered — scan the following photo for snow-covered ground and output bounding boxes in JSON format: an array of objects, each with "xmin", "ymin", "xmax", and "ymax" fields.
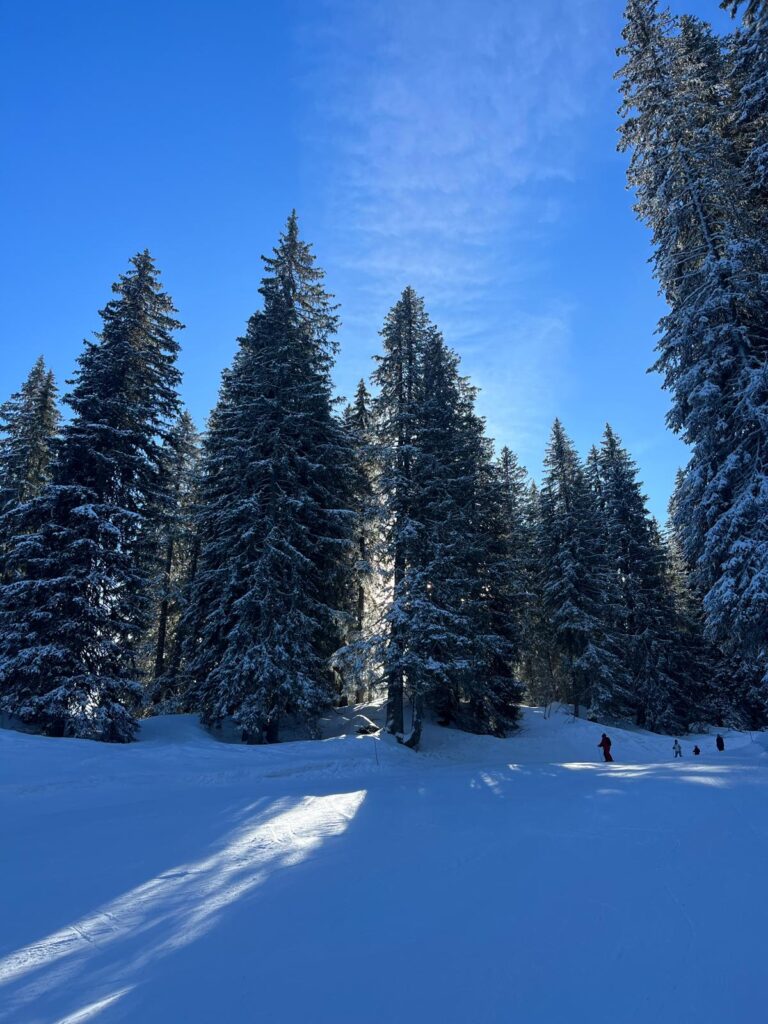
[{"xmin": 2, "ymin": 706, "xmax": 766, "ymax": 1024}]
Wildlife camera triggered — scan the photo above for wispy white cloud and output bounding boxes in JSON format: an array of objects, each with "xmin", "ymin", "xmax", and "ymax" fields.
[{"xmin": 298, "ymin": 0, "xmax": 611, "ymax": 468}]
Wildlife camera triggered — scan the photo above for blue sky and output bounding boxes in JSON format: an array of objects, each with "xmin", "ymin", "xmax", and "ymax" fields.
[{"xmin": 0, "ymin": 0, "xmax": 732, "ymax": 520}]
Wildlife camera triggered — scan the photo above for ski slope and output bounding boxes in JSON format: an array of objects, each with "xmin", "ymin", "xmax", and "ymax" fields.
[{"xmin": 1, "ymin": 706, "xmax": 766, "ymax": 1024}]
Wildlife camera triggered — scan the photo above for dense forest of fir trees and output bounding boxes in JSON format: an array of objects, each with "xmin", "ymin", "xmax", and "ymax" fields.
[{"xmin": 0, "ymin": 0, "xmax": 766, "ymax": 745}]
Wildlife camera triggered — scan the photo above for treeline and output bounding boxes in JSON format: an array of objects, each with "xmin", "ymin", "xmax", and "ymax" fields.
[{"xmin": 0, "ymin": 0, "xmax": 765, "ymax": 745}]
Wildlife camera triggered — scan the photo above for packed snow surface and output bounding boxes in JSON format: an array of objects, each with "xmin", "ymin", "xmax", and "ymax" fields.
[{"xmin": 2, "ymin": 705, "xmax": 766, "ymax": 1023}]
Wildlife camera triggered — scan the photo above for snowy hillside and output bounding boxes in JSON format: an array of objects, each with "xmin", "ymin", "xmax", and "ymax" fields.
[{"xmin": 2, "ymin": 707, "xmax": 766, "ymax": 1024}]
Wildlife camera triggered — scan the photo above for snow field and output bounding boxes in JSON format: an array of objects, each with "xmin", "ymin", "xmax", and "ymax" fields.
[{"xmin": 1, "ymin": 706, "xmax": 766, "ymax": 1023}]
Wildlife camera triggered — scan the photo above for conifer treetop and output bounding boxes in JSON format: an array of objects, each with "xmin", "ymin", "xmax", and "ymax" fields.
[{"xmin": 258, "ymin": 211, "xmax": 340, "ymax": 363}]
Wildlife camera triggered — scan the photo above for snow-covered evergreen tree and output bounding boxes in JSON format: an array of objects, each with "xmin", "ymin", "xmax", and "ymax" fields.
[
  {"xmin": 494, "ymin": 446, "xmax": 538, "ymax": 697},
  {"xmin": 0, "ymin": 356, "xmax": 59, "ymax": 580},
  {"xmin": 496, "ymin": 446, "xmax": 531, "ymax": 650},
  {"xmin": 371, "ymin": 287, "xmax": 432, "ymax": 735},
  {"xmin": 723, "ymin": 0, "xmax": 768, "ymax": 218},
  {"xmin": 537, "ymin": 420, "xmax": 623, "ymax": 718},
  {"xmin": 335, "ymin": 379, "xmax": 380, "ymax": 703},
  {"xmin": 371, "ymin": 294, "xmax": 522, "ymax": 745},
  {"xmin": 618, "ymin": 0, "xmax": 768, "ymax": 709},
  {"xmin": 591, "ymin": 425, "xmax": 680, "ymax": 729},
  {"xmin": 461, "ymin": 437, "xmax": 525, "ymax": 736},
  {"xmin": 666, "ymin": 470, "xmax": 765, "ymax": 728},
  {"xmin": 0, "ymin": 252, "xmax": 183, "ymax": 740},
  {"xmin": 517, "ymin": 479, "xmax": 560, "ymax": 708},
  {"xmin": 145, "ymin": 410, "xmax": 200, "ymax": 708},
  {"xmin": 180, "ymin": 213, "xmax": 357, "ymax": 742},
  {"xmin": 661, "ymin": 511, "xmax": 723, "ymax": 726},
  {"xmin": 402, "ymin": 331, "xmax": 521, "ymax": 744}
]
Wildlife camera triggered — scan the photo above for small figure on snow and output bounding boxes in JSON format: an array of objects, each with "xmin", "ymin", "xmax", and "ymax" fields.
[
  {"xmin": 693, "ymin": 745, "xmax": 701, "ymax": 756},
  {"xmin": 598, "ymin": 733, "xmax": 613, "ymax": 763},
  {"xmin": 672, "ymin": 739, "xmax": 682, "ymax": 758},
  {"xmin": 716, "ymin": 734, "xmax": 725, "ymax": 752}
]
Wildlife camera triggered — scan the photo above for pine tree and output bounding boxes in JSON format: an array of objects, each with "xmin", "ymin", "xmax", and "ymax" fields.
[
  {"xmin": 335, "ymin": 380, "xmax": 380, "ymax": 703},
  {"xmin": 402, "ymin": 334, "xmax": 472, "ymax": 742},
  {"xmin": 0, "ymin": 252, "xmax": 182, "ymax": 741},
  {"xmin": 180, "ymin": 213, "xmax": 357, "ymax": 742},
  {"xmin": 618, "ymin": 1, "xmax": 768, "ymax": 705},
  {"xmin": 591, "ymin": 425, "xmax": 680, "ymax": 729},
  {"xmin": 518, "ymin": 480, "xmax": 560, "ymax": 708},
  {"xmin": 667, "ymin": 470, "xmax": 765, "ymax": 728},
  {"xmin": 371, "ymin": 287, "xmax": 433, "ymax": 734},
  {"xmin": 723, "ymin": 0, "xmax": 768, "ymax": 219},
  {"xmin": 494, "ymin": 446, "xmax": 535, "ymax": 698},
  {"xmin": 372, "ymin": 295, "xmax": 522, "ymax": 745},
  {"xmin": 398, "ymin": 330, "xmax": 522, "ymax": 744},
  {"xmin": 462, "ymin": 438, "xmax": 525, "ymax": 736},
  {"xmin": 496, "ymin": 446, "xmax": 531, "ymax": 647},
  {"xmin": 538, "ymin": 420, "xmax": 622, "ymax": 718},
  {"xmin": 0, "ymin": 357, "xmax": 59, "ymax": 580},
  {"xmin": 661, "ymin": 513, "xmax": 723, "ymax": 726},
  {"xmin": 145, "ymin": 410, "xmax": 200, "ymax": 708}
]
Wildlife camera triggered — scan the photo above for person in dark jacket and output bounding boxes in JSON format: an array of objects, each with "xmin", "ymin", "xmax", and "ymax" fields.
[
  {"xmin": 716, "ymin": 734, "xmax": 725, "ymax": 752},
  {"xmin": 693, "ymin": 745, "xmax": 701, "ymax": 756},
  {"xmin": 598, "ymin": 733, "xmax": 613, "ymax": 762}
]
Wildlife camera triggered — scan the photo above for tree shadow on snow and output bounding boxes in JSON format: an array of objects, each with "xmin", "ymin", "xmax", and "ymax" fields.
[{"xmin": 0, "ymin": 789, "xmax": 366, "ymax": 1023}]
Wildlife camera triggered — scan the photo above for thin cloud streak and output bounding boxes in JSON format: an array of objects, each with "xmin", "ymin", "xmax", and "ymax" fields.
[{"xmin": 299, "ymin": 0, "xmax": 610, "ymax": 468}]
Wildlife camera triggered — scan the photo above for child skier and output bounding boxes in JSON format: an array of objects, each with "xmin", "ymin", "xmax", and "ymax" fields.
[{"xmin": 673, "ymin": 739, "xmax": 682, "ymax": 758}]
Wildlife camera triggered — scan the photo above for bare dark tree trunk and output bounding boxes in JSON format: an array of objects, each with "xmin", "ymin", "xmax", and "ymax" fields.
[
  {"xmin": 153, "ymin": 536, "xmax": 175, "ymax": 680},
  {"xmin": 353, "ymin": 533, "xmax": 367, "ymax": 704},
  {"xmin": 401, "ymin": 692, "xmax": 423, "ymax": 749},
  {"xmin": 386, "ymin": 549, "xmax": 405, "ymax": 734},
  {"xmin": 386, "ymin": 668, "xmax": 404, "ymax": 734}
]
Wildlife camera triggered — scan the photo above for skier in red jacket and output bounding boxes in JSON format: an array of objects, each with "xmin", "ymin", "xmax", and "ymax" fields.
[{"xmin": 598, "ymin": 733, "xmax": 613, "ymax": 762}]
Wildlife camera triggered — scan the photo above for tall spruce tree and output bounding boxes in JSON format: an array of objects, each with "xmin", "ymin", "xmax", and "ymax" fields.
[
  {"xmin": 723, "ymin": 0, "xmax": 768, "ymax": 218},
  {"xmin": 591, "ymin": 425, "xmax": 681, "ymax": 729},
  {"xmin": 180, "ymin": 213, "xmax": 356, "ymax": 742},
  {"xmin": 0, "ymin": 252, "xmax": 183, "ymax": 740},
  {"xmin": 618, "ymin": 1, "xmax": 768, "ymax": 709},
  {"xmin": 335, "ymin": 380, "xmax": 380, "ymax": 703},
  {"xmin": 518, "ymin": 479, "xmax": 560, "ymax": 707},
  {"xmin": 494, "ymin": 446, "xmax": 534, "ymax": 702},
  {"xmin": 403, "ymin": 331, "xmax": 521, "ymax": 744},
  {"xmin": 0, "ymin": 357, "xmax": 59, "ymax": 580},
  {"xmin": 662, "ymin": 496, "xmax": 724, "ymax": 726},
  {"xmin": 460, "ymin": 433, "xmax": 524, "ymax": 736},
  {"xmin": 372, "ymin": 287, "xmax": 432, "ymax": 735},
  {"xmin": 666, "ymin": 470, "xmax": 765, "ymax": 727},
  {"xmin": 496, "ymin": 446, "xmax": 532, "ymax": 651},
  {"xmin": 538, "ymin": 420, "xmax": 622, "ymax": 718},
  {"xmin": 145, "ymin": 410, "xmax": 200, "ymax": 707},
  {"xmin": 372, "ymin": 294, "xmax": 521, "ymax": 745}
]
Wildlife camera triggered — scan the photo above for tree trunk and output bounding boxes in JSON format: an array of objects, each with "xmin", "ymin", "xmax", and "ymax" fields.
[
  {"xmin": 356, "ymin": 533, "xmax": 366, "ymax": 631},
  {"xmin": 567, "ymin": 654, "xmax": 580, "ymax": 718},
  {"xmin": 166, "ymin": 533, "xmax": 200, "ymax": 683},
  {"xmin": 386, "ymin": 671, "xmax": 404, "ymax": 734},
  {"xmin": 153, "ymin": 536, "xmax": 175, "ymax": 680},
  {"xmin": 386, "ymin": 543, "xmax": 405, "ymax": 734},
  {"xmin": 401, "ymin": 693, "xmax": 423, "ymax": 749}
]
